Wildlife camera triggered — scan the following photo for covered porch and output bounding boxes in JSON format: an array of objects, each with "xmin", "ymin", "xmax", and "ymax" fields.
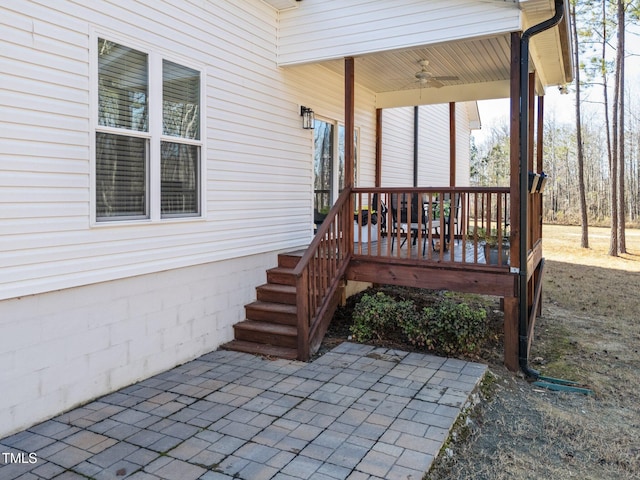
[{"xmin": 224, "ymin": 0, "xmax": 572, "ymax": 374}]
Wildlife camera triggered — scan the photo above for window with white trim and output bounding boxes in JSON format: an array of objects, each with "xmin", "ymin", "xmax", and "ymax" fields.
[{"xmin": 95, "ymin": 38, "xmax": 202, "ymax": 221}]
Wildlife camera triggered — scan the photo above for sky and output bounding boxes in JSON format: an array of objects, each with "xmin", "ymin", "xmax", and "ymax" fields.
[{"xmin": 472, "ymin": 21, "xmax": 640, "ymax": 145}]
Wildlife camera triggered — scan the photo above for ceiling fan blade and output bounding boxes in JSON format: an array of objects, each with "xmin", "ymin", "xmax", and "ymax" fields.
[{"xmin": 432, "ymin": 76, "xmax": 459, "ymax": 81}]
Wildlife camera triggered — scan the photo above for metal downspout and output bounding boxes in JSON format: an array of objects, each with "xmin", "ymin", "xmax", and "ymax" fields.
[{"xmin": 519, "ymin": 0, "xmax": 565, "ymax": 377}]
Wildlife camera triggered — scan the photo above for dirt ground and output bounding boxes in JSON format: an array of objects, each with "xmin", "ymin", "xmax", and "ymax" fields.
[{"xmin": 322, "ymin": 225, "xmax": 640, "ymax": 480}]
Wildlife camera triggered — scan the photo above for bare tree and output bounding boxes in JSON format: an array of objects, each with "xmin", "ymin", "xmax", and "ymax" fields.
[
  {"xmin": 571, "ymin": 2, "xmax": 589, "ymax": 248},
  {"xmin": 609, "ymin": 0, "xmax": 620, "ymax": 256},
  {"xmin": 617, "ymin": 0, "xmax": 627, "ymax": 253}
]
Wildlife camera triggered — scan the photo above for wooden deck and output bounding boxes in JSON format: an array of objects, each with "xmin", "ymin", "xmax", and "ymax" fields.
[
  {"xmin": 223, "ymin": 186, "xmax": 522, "ymax": 369},
  {"xmin": 349, "ymin": 237, "xmax": 516, "ymax": 297},
  {"xmin": 354, "ymin": 236, "xmax": 495, "ymax": 263}
]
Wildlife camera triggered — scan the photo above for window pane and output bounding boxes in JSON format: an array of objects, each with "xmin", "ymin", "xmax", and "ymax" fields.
[
  {"xmin": 161, "ymin": 142, "xmax": 200, "ymax": 217},
  {"xmin": 163, "ymin": 60, "xmax": 200, "ymax": 140},
  {"xmin": 98, "ymin": 39, "xmax": 148, "ymax": 131},
  {"xmin": 338, "ymin": 125, "xmax": 358, "ymax": 192},
  {"xmin": 314, "ymin": 120, "xmax": 333, "ymax": 215},
  {"xmin": 96, "ymin": 133, "xmax": 148, "ymax": 219}
]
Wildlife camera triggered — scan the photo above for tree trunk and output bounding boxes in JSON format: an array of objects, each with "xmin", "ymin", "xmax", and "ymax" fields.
[
  {"xmin": 571, "ymin": 4, "xmax": 589, "ymax": 248},
  {"xmin": 617, "ymin": 0, "xmax": 626, "ymax": 253},
  {"xmin": 608, "ymin": 0, "xmax": 619, "ymax": 257}
]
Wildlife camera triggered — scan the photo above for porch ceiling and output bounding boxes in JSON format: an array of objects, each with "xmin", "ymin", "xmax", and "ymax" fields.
[
  {"xmin": 292, "ymin": 1, "xmax": 572, "ymax": 109},
  {"xmin": 318, "ymin": 34, "xmax": 514, "ymax": 108}
]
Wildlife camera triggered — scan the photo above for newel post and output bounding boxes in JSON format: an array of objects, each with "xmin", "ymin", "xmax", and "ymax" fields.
[{"xmin": 296, "ymin": 270, "xmax": 310, "ymax": 361}]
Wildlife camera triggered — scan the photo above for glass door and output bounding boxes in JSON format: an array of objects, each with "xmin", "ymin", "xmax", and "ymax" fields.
[
  {"xmin": 314, "ymin": 119, "xmax": 334, "ymax": 223},
  {"xmin": 314, "ymin": 119, "xmax": 358, "ymax": 228}
]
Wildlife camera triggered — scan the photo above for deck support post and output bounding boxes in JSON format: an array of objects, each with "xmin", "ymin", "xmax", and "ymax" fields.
[
  {"xmin": 507, "ymin": 31, "xmax": 521, "ymax": 372},
  {"xmin": 503, "ymin": 296, "xmax": 519, "ymax": 372}
]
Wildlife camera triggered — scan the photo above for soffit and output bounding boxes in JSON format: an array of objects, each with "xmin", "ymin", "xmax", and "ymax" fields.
[{"xmin": 281, "ymin": 0, "xmax": 571, "ymax": 107}]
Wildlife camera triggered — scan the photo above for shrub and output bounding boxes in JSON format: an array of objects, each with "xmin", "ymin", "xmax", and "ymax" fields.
[
  {"xmin": 350, "ymin": 292, "xmax": 417, "ymax": 341},
  {"xmin": 399, "ymin": 298, "xmax": 487, "ymax": 354}
]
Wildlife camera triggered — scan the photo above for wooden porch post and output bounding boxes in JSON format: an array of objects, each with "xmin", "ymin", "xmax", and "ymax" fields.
[
  {"xmin": 527, "ymin": 72, "xmax": 536, "ymax": 317},
  {"xmin": 345, "ymin": 57, "xmax": 355, "ymax": 189},
  {"xmin": 345, "ymin": 57, "xmax": 355, "ymax": 248},
  {"xmin": 449, "ymin": 102, "xmax": 456, "ymax": 187},
  {"xmin": 528, "ymin": 72, "xmax": 536, "ymax": 254},
  {"xmin": 413, "ymin": 106, "xmax": 419, "ymax": 187},
  {"xmin": 536, "ymin": 95, "xmax": 544, "ymax": 242},
  {"xmin": 375, "ymin": 108, "xmax": 382, "ymax": 187},
  {"xmin": 505, "ymin": 31, "xmax": 522, "ymax": 373},
  {"xmin": 535, "ymin": 95, "xmax": 545, "ymax": 316}
]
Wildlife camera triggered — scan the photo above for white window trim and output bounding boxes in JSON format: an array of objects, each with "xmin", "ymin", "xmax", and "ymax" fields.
[{"xmin": 89, "ymin": 28, "xmax": 207, "ymax": 226}]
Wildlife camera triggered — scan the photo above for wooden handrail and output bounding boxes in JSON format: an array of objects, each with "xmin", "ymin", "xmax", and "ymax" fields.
[
  {"xmin": 292, "ymin": 187, "xmax": 352, "ymax": 277},
  {"xmin": 293, "ymin": 187, "xmax": 353, "ymax": 360}
]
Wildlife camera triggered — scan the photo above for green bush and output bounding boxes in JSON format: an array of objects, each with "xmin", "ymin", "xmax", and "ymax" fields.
[
  {"xmin": 350, "ymin": 292, "xmax": 417, "ymax": 341},
  {"xmin": 399, "ymin": 298, "xmax": 487, "ymax": 354}
]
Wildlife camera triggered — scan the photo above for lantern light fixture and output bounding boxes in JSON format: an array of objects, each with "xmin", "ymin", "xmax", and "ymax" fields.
[{"xmin": 300, "ymin": 106, "xmax": 315, "ymax": 129}]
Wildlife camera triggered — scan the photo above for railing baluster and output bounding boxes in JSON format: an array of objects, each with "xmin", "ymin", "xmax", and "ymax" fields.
[{"xmin": 346, "ymin": 187, "xmax": 509, "ymax": 269}]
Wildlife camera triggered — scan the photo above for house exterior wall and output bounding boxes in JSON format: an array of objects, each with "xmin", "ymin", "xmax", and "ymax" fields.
[
  {"xmin": 418, "ymin": 104, "xmax": 450, "ymax": 186},
  {"xmin": 379, "ymin": 108, "xmax": 414, "ymax": 187},
  {"xmin": 0, "ymin": 0, "xmax": 471, "ymax": 437},
  {"xmin": 0, "ymin": 0, "xmax": 378, "ymax": 437},
  {"xmin": 0, "ymin": 0, "xmax": 379, "ymax": 302},
  {"xmin": 0, "ymin": 252, "xmax": 273, "ymax": 438},
  {"xmin": 455, "ymin": 102, "xmax": 475, "ymax": 187},
  {"xmin": 380, "ymin": 104, "xmax": 474, "ymax": 187},
  {"xmin": 277, "ymin": 0, "xmax": 520, "ymax": 65}
]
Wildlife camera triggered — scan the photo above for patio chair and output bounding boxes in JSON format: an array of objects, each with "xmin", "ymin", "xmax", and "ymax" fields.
[
  {"xmin": 371, "ymin": 193, "xmax": 387, "ymax": 233},
  {"xmin": 443, "ymin": 191, "xmax": 461, "ymax": 237},
  {"xmin": 390, "ymin": 192, "xmax": 428, "ymax": 254}
]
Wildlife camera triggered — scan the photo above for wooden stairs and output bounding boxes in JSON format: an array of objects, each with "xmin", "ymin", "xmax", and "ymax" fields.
[{"xmin": 221, "ymin": 251, "xmax": 305, "ymax": 360}]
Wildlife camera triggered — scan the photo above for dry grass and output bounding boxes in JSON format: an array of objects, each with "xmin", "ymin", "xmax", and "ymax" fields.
[{"xmin": 426, "ymin": 224, "xmax": 640, "ymax": 480}]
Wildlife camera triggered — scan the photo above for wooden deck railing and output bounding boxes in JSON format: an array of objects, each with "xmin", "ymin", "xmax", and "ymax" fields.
[
  {"xmin": 352, "ymin": 187, "xmax": 511, "ymax": 268},
  {"xmin": 293, "ymin": 188, "xmax": 352, "ymax": 360}
]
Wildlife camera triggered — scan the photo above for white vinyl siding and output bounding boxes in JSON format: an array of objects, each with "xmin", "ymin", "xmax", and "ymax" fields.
[
  {"xmin": 277, "ymin": 0, "xmax": 521, "ymax": 65},
  {"xmin": 380, "ymin": 107, "xmax": 414, "ymax": 187},
  {"xmin": 0, "ymin": 0, "xmax": 378, "ymax": 301},
  {"xmin": 418, "ymin": 104, "xmax": 450, "ymax": 186},
  {"xmin": 455, "ymin": 102, "xmax": 474, "ymax": 187},
  {"xmin": 381, "ymin": 104, "xmax": 474, "ymax": 188}
]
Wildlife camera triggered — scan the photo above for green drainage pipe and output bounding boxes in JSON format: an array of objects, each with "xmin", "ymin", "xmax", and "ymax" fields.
[{"xmin": 533, "ymin": 376, "xmax": 594, "ymax": 396}]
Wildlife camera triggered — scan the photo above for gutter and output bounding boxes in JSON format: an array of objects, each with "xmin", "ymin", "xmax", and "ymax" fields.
[{"xmin": 518, "ymin": 0, "xmax": 565, "ymax": 378}]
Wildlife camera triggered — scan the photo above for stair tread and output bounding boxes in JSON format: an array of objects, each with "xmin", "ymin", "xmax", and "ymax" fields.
[
  {"xmin": 221, "ymin": 340, "xmax": 298, "ymax": 360},
  {"xmin": 257, "ymin": 283, "xmax": 296, "ymax": 293},
  {"xmin": 246, "ymin": 301, "xmax": 297, "ymax": 313},
  {"xmin": 267, "ymin": 266, "xmax": 295, "ymax": 274},
  {"xmin": 235, "ymin": 320, "xmax": 297, "ymax": 336}
]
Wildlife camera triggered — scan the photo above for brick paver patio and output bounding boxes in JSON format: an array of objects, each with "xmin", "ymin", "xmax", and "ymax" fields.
[{"xmin": 0, "ymin": 342, "xmax": 487, "ymax": 480}]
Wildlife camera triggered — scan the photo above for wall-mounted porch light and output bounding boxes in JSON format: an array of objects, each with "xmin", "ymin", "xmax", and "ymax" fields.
[{"xmin": 300, "ymin": 106, "xmax": 315, "ymax": 129}]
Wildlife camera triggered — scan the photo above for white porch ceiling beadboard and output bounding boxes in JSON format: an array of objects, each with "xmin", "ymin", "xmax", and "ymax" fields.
[
  {"xmin": 278, "ymin": 0, "xmax": 572, "ymax": 107},
  {"xmin": 318, "ymin": 34, "xmax": 512, "ymax": 102},
  {"xmin": 260, "ymin": 0, "xmax": 299, "ymax": 11}
]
